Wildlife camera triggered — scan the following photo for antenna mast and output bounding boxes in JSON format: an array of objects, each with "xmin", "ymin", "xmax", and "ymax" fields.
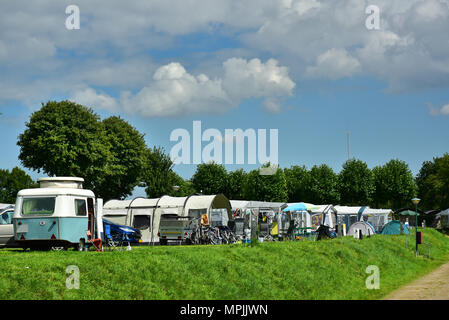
[{"xmin": 347, "ymin": 131, "xmax": 350, "ymax": 160}]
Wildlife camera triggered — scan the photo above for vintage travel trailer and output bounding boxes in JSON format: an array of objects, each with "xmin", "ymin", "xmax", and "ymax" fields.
[{"xmin": 12, "ymin": 177, "xmax": 104, "ymax": 250}]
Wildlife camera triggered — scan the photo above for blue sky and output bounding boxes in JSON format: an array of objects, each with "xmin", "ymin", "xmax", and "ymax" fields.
[{"xmin": 1, "ymin": 0, "xmax": 449, "ymax": 197}]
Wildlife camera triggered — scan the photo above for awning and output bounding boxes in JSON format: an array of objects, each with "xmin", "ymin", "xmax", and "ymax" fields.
[{"xmin": 283, "ymin": 202, "xmax": 318, "ymax": 212}]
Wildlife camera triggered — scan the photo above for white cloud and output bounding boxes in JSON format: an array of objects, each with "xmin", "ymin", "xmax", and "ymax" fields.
[
  {"xmin": 240, "ymin": 0, "xmax": 449, "ymax": 91},
  {"xmin": 121, "ymin": 62, "xmax": 230, "ymax": 117},
  {"xmin": 222, "ymin": 58, "xmax": 295, "ymax": 102},
  {"xmin": 414, "ymin": 0, "xmax": 449, "ymax": 21},
  {"xmin": 122, "ymin": 58, "xmax": 295, "ymax": 117},
  {"xmin": 262, "ymin": 98, "xmax": 283, "ymax": 114},
  {"xmin": 1, "ymin": 0, "xmax": 449, "ymax": 110},
  {"xmin": 442, "ymin": 104, "xmax": 449, "ymax": 115},
  {"xmin": 428, "ymin": 103, "xmax": 449, "ymax": 117},
  {"xmin": 71, "ymin": 88, "xmax": 119, "ymax": 112},
  {"xmin": 74, "ymin": 57, "xmax": 156, "ymax": 88},
  {"xmin": 305, "ymin": 48, "xmax": 361, "ymax": 80}
]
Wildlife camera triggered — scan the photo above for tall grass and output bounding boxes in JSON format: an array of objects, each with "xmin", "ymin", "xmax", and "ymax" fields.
[{"xmin": 0, "ymin": 228, "xmax": 448, "ymax": 300}]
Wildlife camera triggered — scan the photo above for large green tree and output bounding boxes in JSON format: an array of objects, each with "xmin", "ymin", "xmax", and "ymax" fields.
[
  {"xmin": 141, "ymin": 147, "xmax": 196, "ymax": 198},
  {"xmin": 416, "ymin": 153, "xmax": 449, "ymax": 210},
  {"xmin": 372, "ymin": 159, "xmax": 417, "ymax": 209},
  {"xmin": 308, "ymin": 164, "xmax": 340, "ymax": 204},
  {"xmin": 169, "ymin": 172, "xmax": 196, "ymax": 197},
  {"xmin": 17, "ymin": 101, "xmax": 110, "ymax": 193},
  {"xmin": 416, "ymin": 160, "xmax": 438, "ymax": 210},
  {"xmin": 97, "ymin": 116, "xmax": 147, "ymax": 201},
  {"xmin": 142, "ymin": 146, "xmax": 176, "ymax": 198},
  {"xmin": 191, "ymin": 162, "xmax": 228, "ymax": 195},
  {"xmin": 243, "ymin": 164, "xmax": 288, "ymax": 202},
  {"xmin": 338, "ymin": 159, "xmax": 375, "ymax": 206},
  {"xmin": 17, "ymin": 101, "xmax": 148, "ymax": 200},
  {"xmin": 0, "ymin": 167, "xmax": 37, "ymax": 203},
  {"xmin": 284, "ymin": 165, "xmax": 310, "ymax": 203},
  {"xmin": 226, "ymin": 169, "xmax": 247, "ymax": 200}
]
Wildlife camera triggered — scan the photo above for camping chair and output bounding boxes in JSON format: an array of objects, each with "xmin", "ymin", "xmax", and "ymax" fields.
[
  {"xmin": 86, "ymin": 230, "xmax": 103, "ymax": 252},
  {"xmin": 103, "ymin": 224, "xmax": 125, "ymax": 251}
]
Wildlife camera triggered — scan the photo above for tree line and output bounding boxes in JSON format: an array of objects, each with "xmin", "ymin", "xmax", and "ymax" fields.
[
  {"xmin": 190, "ymin": 159, "xmax": 419, "ymax": 209},
  {"xmin": 193, "ymin": 152, "xmax": 449, "ymax": 212},
  {"xmin": 0, "ymin": 100, "xmax": 448, "ymax": 212}
]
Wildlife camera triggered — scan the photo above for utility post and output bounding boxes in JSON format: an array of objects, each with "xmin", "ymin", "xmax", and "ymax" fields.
[{"xmin": 411, "ymin": 198, "xmax": 421, "ymax": 257}]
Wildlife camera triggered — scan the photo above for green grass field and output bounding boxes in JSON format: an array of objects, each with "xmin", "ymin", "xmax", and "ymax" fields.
[{"xmin": 1, "ymin": 228, "xmax": 449, "ymax": 300}]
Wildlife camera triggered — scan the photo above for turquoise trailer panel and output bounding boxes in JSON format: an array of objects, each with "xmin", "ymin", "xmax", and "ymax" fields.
[{"xmin": 14, "ymin": 217, "xmax": 89, "ymax": 243}]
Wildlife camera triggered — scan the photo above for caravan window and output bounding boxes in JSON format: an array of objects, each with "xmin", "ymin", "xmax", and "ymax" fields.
[
  {"xmin": 188, "ymin": 209, "xmax": 207, "ymax": 219},
  {"xmin": 74, "ymin": 199, "xmax": 87, "ymax": 216},
  {"xmin": 22, "ymin": 197, "xmax": 55, "ymax": 215},
  {"xmin": 210, "ymin": 208, "xmax": 229, "ymax": 227},
  {"xmin": 133, "ymin": 215, "xmax": 151, "ymax": 230}
]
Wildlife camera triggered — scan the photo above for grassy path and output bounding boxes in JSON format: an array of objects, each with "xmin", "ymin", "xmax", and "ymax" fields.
[{"xmin": 384, "ymin": 260, "xmax": 449, "ymax": 300}]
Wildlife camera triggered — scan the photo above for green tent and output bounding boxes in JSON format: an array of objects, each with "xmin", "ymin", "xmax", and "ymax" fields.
[{"xmin": 381, "ymin": 220, "xmax": 410, "ymax": 235}]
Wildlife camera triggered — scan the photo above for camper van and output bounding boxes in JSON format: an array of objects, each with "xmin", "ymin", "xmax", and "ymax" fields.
[{"xmin": 12, "ymin": 177, "xmax": 103, "ymax": 250}]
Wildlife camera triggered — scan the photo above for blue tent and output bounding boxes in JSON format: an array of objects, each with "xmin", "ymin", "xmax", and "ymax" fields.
[
  {"xmin": 381, "ymin": 220, "xmax": 410, "ymax": 235},
  {"xmin": 283, "ymin": 203, "xmax": 307, "ymax": 212},
  {"xmin": 283, "ymin": 202, "xmax": 320, "ymax": 212}
]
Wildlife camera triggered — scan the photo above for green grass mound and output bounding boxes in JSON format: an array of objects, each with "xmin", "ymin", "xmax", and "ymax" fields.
[{"xmin": 1, "ymin": 228, "xmax": 448, "ymax": 300}]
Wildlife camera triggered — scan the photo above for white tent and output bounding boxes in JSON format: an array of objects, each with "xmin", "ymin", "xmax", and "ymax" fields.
[
  {"xmin": 230, "ymin": 200, "xmax": 287, "ymax": 213},
  {"xmin": 364, "ymin": 208, "xmax": 392, "ymax": 215},
  {"xmin": 334, "ymin": 206, "xmax": 392, "ymax": 233},
  {"xmin": 362, "ymin": 208, "xmax": 393, "ymax": 233},
  {"xmin": 102, "ymin": 198, "xmax": 159, "ymax": 244},
  {"xmin": 103, "ymin": 194, "xmax": 231, "ymax": 244},
  {"xmin": 103, "ymin": 198, "xmax": 159, "ymax": 217},
  {"xmin": 347, "ymin": 221, "xmax": 375, "ymax": 237},
  {"xmin": 334, "ymin": 206, "xmax": 392, "ymax": 216},
  {"xmin": 334, "ymin": 205, "xmax": 365, "ymax": 215},
  {"xmin": 279, "ymin": 204, "xmax": 337, "ymax": 236},
  {"xmin": 229, "ymin": 200, "xmax": 287, "ymax": 238},
  {"xmin": 309, "ymin": 204, "xmax": 337, "ymax": 229}
]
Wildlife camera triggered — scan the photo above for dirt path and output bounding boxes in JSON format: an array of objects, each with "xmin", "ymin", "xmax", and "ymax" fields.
[{"xmin": 384, "ymin": 261, "xmax": 449, "ymax": 300}]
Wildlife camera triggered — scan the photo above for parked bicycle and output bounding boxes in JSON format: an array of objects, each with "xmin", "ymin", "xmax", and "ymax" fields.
[{"xmin": 186, "ymin": 217, "xmax": 237, "ymax": 245}]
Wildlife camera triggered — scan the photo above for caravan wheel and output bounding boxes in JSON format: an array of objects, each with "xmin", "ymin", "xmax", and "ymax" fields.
[{"xmin": 51, "ymin": 246, "xmax": 66, "ymax": 251}]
